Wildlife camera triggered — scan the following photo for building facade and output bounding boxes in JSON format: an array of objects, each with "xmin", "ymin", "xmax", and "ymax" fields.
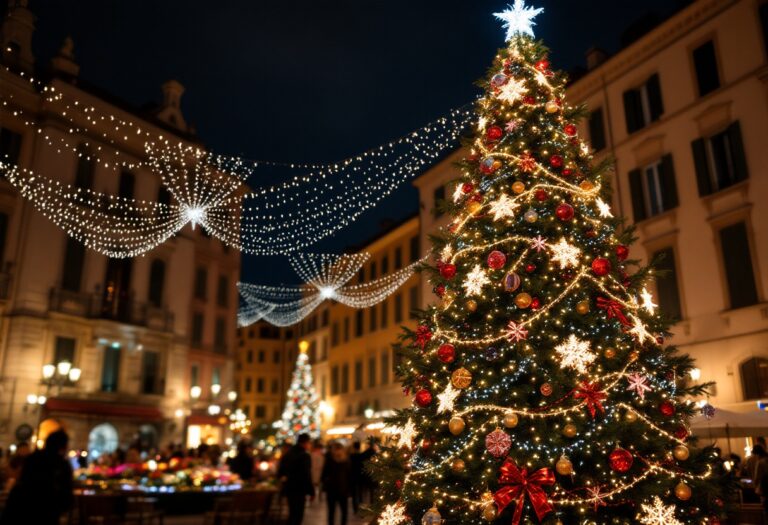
[{"xmin": 0, "ymin": 1, "xmax": 239, "ymax": 454}]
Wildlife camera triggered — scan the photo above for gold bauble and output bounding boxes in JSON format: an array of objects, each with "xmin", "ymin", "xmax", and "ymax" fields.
[
  {"xmin": 579, "ymin": 180, "xmax": 595, "ymax": 191},
  {"xmin": 625, "ymin": 410, "xmax": 638, "ymax": 423},
  {"xmin": 503, "ymin": 412, "xmax": 519, "ymax": 429},
  {"xmin": 604, "ymin": 347, "xmax": 616, "ymax": 359},
  {"xmin": 674, "ymin": 481, "xmax": 692, "ymax": 501},
  {"xmin": 451, "ymin": 458, "xmax": 466, "ymax": 473},
  {"xmin": 467, "ymin": 201, "xmax": 483, "ymax": 215},
  {"xmin": 449, "ymin": 416, "xmax": 466, "ymax": 435},
  {"xmin": 555, "ymin": 455, "xmax": 574, "ymax": 475},
  {"xmin": 511, "ymin": 181, "xmax": 525, "ymax": 194},
  {"xmin": 482, "ymin": 504, "xmax": 497, "ymax": 521},
  {"xmin": 576, "ymin": 300, "xmax": 590, "ymax": 315},
  {"xmin": 451, "ymin": 367, "xmax": 472, "ymax": 389},
  {"xmin": 514, "ymin": 292, "xmax": 532, "ymax": 309},
  {"xmin": 545, "ymin": 100, "xmax": 559, "ymax": 113},
  {"xmin": 492, "ymin": 160, "xmax": 503, "ymax": 170},
  {"xmin": 466, "ymin": 299, "xmax": 478, "ymax": 312},
  {"xmin": 673, "ymin": 445, "xmax": 690, "ymax": 461},
  {"xmin": 562, "ymin": 423, "xmax": 577, "ymax": 438}
]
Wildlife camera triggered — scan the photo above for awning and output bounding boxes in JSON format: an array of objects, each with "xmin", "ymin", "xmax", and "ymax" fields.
[
  {"xmin": 45, "ymin": 398, "xmax": 165, "ymax": 421},
  {"xmin": 691, "ymin": 408, "xmax": 768, "ymax": 439}
]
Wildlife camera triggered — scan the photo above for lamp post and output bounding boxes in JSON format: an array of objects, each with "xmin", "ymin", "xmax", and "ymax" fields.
[{"xmin": 26, "ymin": 360, "xmax": 81, "ymax": 447}]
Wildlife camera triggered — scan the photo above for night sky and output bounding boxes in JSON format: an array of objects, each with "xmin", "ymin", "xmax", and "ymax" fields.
[{"xmin": 25, "ymin": 0, "xmax": 678, "ymax": 285}]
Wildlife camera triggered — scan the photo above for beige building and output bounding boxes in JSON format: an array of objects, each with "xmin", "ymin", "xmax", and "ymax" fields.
[{"xmin": 0, "ymin": 1, "xmax": 239, "ymax": 453}]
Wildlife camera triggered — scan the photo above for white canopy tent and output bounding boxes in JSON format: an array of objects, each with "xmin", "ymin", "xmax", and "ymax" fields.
[{"xmin": 691, "ymin": 408, "xmax": 768, "ymax": 439}]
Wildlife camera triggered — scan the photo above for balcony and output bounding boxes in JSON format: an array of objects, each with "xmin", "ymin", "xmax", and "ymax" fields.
[{"xmin": 49, "ymin": 288, "xmax": 174, "ymax": 332}]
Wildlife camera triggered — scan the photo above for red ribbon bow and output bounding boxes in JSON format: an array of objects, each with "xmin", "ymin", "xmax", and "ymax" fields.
[
  {"xmin": 414, "ymin": 325, "xmax": 432, "ymax": 349},
  {"xmin": 493, "ymin": 459, "xmax": 555, "ymax": 525},
  {"xmin": 573, "ymin": 381, "xmax": 607, "ymax": 418},
  {"xmin": 596, "ymin": 296, "xmax": 631, "ymax": 326}
]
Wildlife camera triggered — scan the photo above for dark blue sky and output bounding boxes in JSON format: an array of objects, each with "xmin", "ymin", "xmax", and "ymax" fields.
[{"xmin": 26, "ymin": 0, "xmax": 678, "ymax": 285}]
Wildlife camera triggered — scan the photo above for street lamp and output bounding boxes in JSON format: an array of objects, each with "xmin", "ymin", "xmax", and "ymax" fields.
[
  {"xmin": 190, "ymin": 385, "xmax": 202, "ymax": 400},
  {"xmin": 227, "ymin": 391, "xmax": 237, "ymax": 402},
  {"xmin": 27, "ymin": 359, "xmax": 81, "ymax": 448},
  {"xmin": 210, "ymin": 383, "xmax": 222, "ymax": 396}
]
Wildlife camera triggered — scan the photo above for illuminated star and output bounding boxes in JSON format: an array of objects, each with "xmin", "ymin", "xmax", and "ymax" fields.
[
  {"xmin": 463, "ymin": 264, "xmax": 490, "ymax": 296},
  {"xmin": 595, "ymin": 197, "xmax": 613, "ymax": 218},
  {"xmin": 496, "ymin": 77, "xmax": 528, "ymax": 105},
  {"xmin": 494, "ymin": 0, "xmax": 544, "ymax": 39},
  {"xmin": 586, "ymin": 485, "xmax": 608, "ymax": 512},
  {"xmin": 640, "ymin": 287, "xmax": 657, "ymax": 315},
  {"xmin": 505, "ymin": 120, "xmax": 519, "ymax": 132},
  {"xmin": 488, "ymin": 194, "xmax": 520, "ymax": 221},
  {"xmin": 626, "ymin": 373, "xmax": 653, "ymax": 400},
  {"xmin": 638, "ymin": 496, "xmax": 683, "ymax": 525},
  {"xmin": 437, "ymin": 383, "xmax": 461, "ymax": 414},
  {"xmin": 452, "ymin": 183, "xmax": 464, "ymax": 203},
  {"xmin": 549, "ymin": 237, "xmax": 581, "ymax": 268},
  {"xmin": 530, "ymin": 235, "xmax": 547, "ymax": 253},
  {"xmin": 477, "ymin": 115, "xmax": 488, "ymax": 131},
  {"xmin": 505, "ymin": 320, "xmax": 528, "ymax": 342},
  {"xmin": 395, "ymin": 419, "xmax": 418, "ymax": 449},
  {"xmin": 379, "ymin": 502, "xmax": 409, "ymax": 525},
  {"xmin": 441, "ymin": 244, "xmax": 454, "ymax": 262},
  {"xmin": 628, "ymin": 316, "xmax": 656, "ymax": 344},
  {"xmin": 554, "ymin": 335, "xmax": 595, "ymax": 375}
]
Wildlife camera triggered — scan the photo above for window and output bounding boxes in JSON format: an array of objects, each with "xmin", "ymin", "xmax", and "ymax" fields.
[
  {"xmin": 331, "ymin": 366, "xmax": 339, "ymax": 395},
  {"xmin": 321, "ymin": 376, "xmax": 327, "ymax": 400},
  {"xmin": 191, "ymin": 312, "xmax": 204, "ymax": 347},
  {"xmin": 214, "ymin": 317, "xmax": 226, "ymax": 353},
  {"xmin": 256, "ymin": 405, "xmax": 266, "ymax": 418},
  {"xmin": 394, "ymin": 293, "xmax": 403, "ymax": 323},
  {"xmin": 157, "ymin": 186, "xmax": 172, "ymax": 207},
  {"xmin": 258, "ymin": 350, "xmax": 265, "ymax": 363},
  {"xmin": 623, "ymin": 73, "xmax": 664, "ymax": 134},
  {"xmin": 101, "ymin": 345, "xmax": 121, "ymax": 392},
  {"xmin": 369, "ymin": 307, "xmax": 377, "ymax": 332},
  {"xmin": 588, "ymin": 108, "xmax": 606, "ymax": 151},
  {"xmin": 741, "ymin": 358, "xmax": 768, "ymax": 400},
  {"xmin": 242, "ymin": 405, "xmax": 250, "ymax": 418},
  {"xmin": 62, "ymin": 237, "xmax": 85, "ymax": 292},
  {"xmin": 652, "ymin": 247, "xmax": 682, "ymax": 321},
  {"xmin": 394, "ymin": 247, "xmax": 403, "ymax": 270},
  {"xmin": 692, "ymin": 40, "xmax": 719, "ymax": 96},
  {"xmin": 628, "ymin": 154, "xmax": 678, "ymax": 222},
  {"xmin": 357, "ymin": 267, "xmax": 365, "ymax": 284},
  {"xmin": 355, "ymin": 360, "xmax": 363, "ymax": 391},
  {"xmin": 148, "ymin": 259, "xmax": 165, "ymax": 307},
  {"xmin": 272, "ymin": 379, "xmax": 279, "ymax": 394},
  {"xmin": 246, "ymin": 350, "xmax": 253, "ymax": 364},
  {"xmin": 0, "ymin": 127, "xmax": 22, "ymax": 166},
  {"xmin": 141, "ymin": 351, "xmax": 161, "ymax": 394},
  {"xmin": 321, "ymin": 309, "xmax": 329, "ymax": 327},
  {"xmin": 331, "ymin": 322, "xmax": 339, "ymax": 346},
  {"xmin": 273, "ymin": 350, "xmax": 280, "ymax": 363},
  {"xmin": 194, "ymin": 267, "xmax": 207, "ymax": 299},
  {"xmin": 191, "ymin": 365, "xmax": 199, "ymax": 387},
  {"xmin": 368, "ymin": 356, "xmax": 377, "ymax": 388},
  {"xmin": 344, "ymin": 317, "xmax": 350, "ymax": 342},
  {"xmin": 381, "ymin": 255, "xmax": 389, "ymax": 275},
  {"xmin": 380, "ymin": 351, "xmax": 390, "ymax": 385},
  {"xmin": 74, "ymin": 144, "xmax": 94, "ymax": 189},
  {"xmin": 118, "ymin": 171, "xmax": 135, "ymax": 199},
  {"xmin": 691, "ymin": 121, "xmax": 748, "ymax": 195},
  {"xmin": 53, "ymin": 337, "xmax": 76, "ymax": 365},
  {"xmin": 370, "ymin": 261, "xmax": 377, "ymax": 280},
  {"xmin": 245, "ymin": 377, "xmax": 252, "ymax": 392},
  {"xmin": 409, "ymin": 286, "xmax": 419, "ymax": 319},
  {"xmin": 409, "ymin": 235, "xmax": 420, "ymax": 262},
  {"xmin": 212, "ymin": 367, "xmax": 221, "ymax": 387},
  {"xmin": 381, "ymin": 299, "xmax": 389, "ymax": 328},
  {"xmin": 321, "ymin": 337, "xmax": 328, "ymax": 360},
  {"xmin": 217, "ymin": 275, "xmax": 228, "ymax": 307},
  {"xmin": 355, "ymin": 310, "xmax": 364, "ymax": 337},
  {"xmin": 341, "ymin": 363, "xmax": 349, "ymax": 393},
  {"xmin": 433, "ymin": 185, "xmax": 446, "ymax": 217},
  {"xmin": 257, "ymin": 377, "xmax": 265, "ymax": 393},
  {"xmin": 719, "ymin": 222, "xmax": 759, "ymax": 309}
]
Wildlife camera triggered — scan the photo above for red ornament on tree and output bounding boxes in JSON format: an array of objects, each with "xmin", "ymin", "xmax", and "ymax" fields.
[
  {"xmin": 523, "ymin": 95, "xmax": 536, "ymax": 105},
  {"xmin": 394, "ymin": 479, "xmax": 403, "ymax": 490},
  {"xmin": 555, "ymin": 203, "xmax": 574, "ymax": 221},
  {"xmin": 525, "ymin": 263, "xmax": 536, "ymax": 273},
  {"xmin": 414, "ymin": 389, "xmax": 432, "ymax": 407},
  {"xmin": 659, "ymin": 400, "xmax": 676, "ymax": 417},
  {"xmin": 486, "ymin": 126, "xmax": 503, "ymax": 142},
  {"xmin": 549, "ymin": 154, "xmax": 564, "ymax": 168},
  {"xmin": 433, "ymin": 284, "xmax": 445, "ymax": 298},
  {"xmin": 609, "ymin": 448, "xmax": 633, "ymax": 473},
  {"xmin": 562, "ymin": 168, "xmax": 574, "ymax": 177},
  {"xmin": 487, "ymin": 250, "xmax": 507, "ymax": 270},
  {"xmin": 461, "ymin": 182, "xmax": 474, "ymax": 194},
  {"xmin": 591, "ymin": 258, "xmax": 611, "ymax": 276},
  {"xmin": 530, "ymin": 297, "xmax": 541, "ymax": 310},
  {"xmin": 615, "ymin": 245, "xmax": 629, "ymax": 261},
  {"xmin": 485, "ymin": 429, "xmax": 512, "ymax": 458},
  {"xmin": 534, "ymin": 189, "xmax": 548, "ymax": 202},
  {"xmin": 674, "ymin": 426, "xmax": 689, "ymax": 441},
  {"xmin": 440, "ymin": 263, "xmax": 457, "ymax": 279},
  {"xmin": 437, "ymin": 343, "xmax": 456, "ymax": 364},
  {"xmin": 535, "ymin": 59, "xmax": 550, "ymax": 72},
  {"xmin": 564, "ymin": 123, "xmax": 578, "ymax": 136}
]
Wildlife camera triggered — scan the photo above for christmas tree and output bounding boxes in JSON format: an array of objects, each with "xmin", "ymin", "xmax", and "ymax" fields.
[
  {"xmin": 277, "ymin": 345, "xmax": 320, "ymax": 443},
  {"xmin": 372, "ymin": 3, "xmax": 726, "ymax": 524}
]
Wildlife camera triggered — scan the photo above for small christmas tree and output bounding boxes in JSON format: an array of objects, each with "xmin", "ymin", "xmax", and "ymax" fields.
[
  {"xmin": 277, "ymin": 345, "xmax": 320, "ymax": 443},
  {"xmin": 372, "ymin": 2, "xmax": 726, "ymax": 524}
]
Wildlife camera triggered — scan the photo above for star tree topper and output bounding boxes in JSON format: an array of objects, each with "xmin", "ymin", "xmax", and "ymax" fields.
[{"xmin": 494, "ymin": 0, "xmax": 544, "ymax": 40}]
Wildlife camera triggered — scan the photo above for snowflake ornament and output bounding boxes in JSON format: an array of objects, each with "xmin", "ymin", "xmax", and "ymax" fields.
[
  {"xmin": 494, "ymin": 0, "xmax": 544, "ymax": 39},
  {"xmin": 595, "ymin": 197, "xmax": 613, "ymax": 218},
  {"xmin": 463, "ymin": 264, "xmax": 491, "ymax": 296},
  {"xmin": 639, "ymin": 287, "xmax": 657, "ymax": 314},
  {"xmin": 496, "ymin": 77, "xmax": 529, "ymax": 105},
  {"xmin": 530, "ymin": 235, "xmax": 547, "ymax": 253},
  {"xmin": 585, "ymin": 485, "xmax": 608, "ymax": 512},
  {"xmin": 554, "ymin": 335, "xmax": 595, "ymax": 374},
  {"xmin": 549, "ymin": 237, "xmax": 581, "ymax": 268},
  {"xmin": 628, "ymin": 316, "xmax": 656, "ymax": 344},
  {"xmin": 505, "ymin": 119, "xmax": 519, "ymax": 132},
  {"xmin": 395, "ymin": 419, "xmax": 418, "ymax": 449},
  {"xmin": 638, "ymin": 496, "xmax": 683, "ymax": 525},
  {"xmin": 488, "ymin": 194, "xmax": 520, "ymax": 221},
  {"xmin": 436, "ymin": 383, "xmax": 461, "ymax": 414},
  {"xmin": 485, "ymin": 429, "xmax": 512, "ymax": 458},
  {"xmin": 452, "ymin": 184, "xmax": 464, "ymax": 203},
  {"xmin": 379, "ymin": 502, "xmax": 410, "ymax": 525},
  {"xmin": 505, "ymin": 320, "xmax": 528, "ymax": 342},
  {"xmin": 625, "ymin": 373, "xmax": 653, "ymax": 400}
]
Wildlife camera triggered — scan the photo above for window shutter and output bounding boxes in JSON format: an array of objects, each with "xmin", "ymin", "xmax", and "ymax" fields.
[
  {"xmin": 691, "ymin": 138, "xmax": 712, "ymax": 196},
  {"xmin": 646, "ymin": 74, "xmax": 664, "ymax": 122},
  {"xmin": 659, "ymin": 154, "xmax": 679, "ymax": 209},
  {"xmin": 727, "ymin": 121, "xmax": 749, "ymax": 182},
  {"xmin": 719, "ymin": 222, "xmax": 759, "ymax": 309},
  {"xmin": 628, "ymin": 169, "xmax": 646, "ymax": 222},
  {"xmin": 588, "ymin": 108, "xmax": 606, "ymax": 151},
  {"xmin": 623, "ymin": 89, "xmax": 641, "ymax": 134}
]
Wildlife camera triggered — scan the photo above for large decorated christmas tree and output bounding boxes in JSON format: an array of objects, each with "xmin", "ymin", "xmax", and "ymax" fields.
[
  {"xmin": 277, "ymin": 345, "xmax": 321, "ymax": 443},
  {"xmin": 372, "ymin": 3, "xmax": 726, "ymax": 524}
]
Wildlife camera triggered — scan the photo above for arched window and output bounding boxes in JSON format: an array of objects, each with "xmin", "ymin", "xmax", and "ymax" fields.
[
  {"xmin": 740, "ymin": 357, "xmax": 768, "ymax": 400},
  {"xmin": 88, "ymin": 423, "xmax": 119, "ymax": 459},
  {"xmin": 148, "ymin": 259, "xmax": 165, "ymax": 307}
]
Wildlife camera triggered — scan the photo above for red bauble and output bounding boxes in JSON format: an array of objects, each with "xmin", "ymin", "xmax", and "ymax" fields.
[
  {"xmin": 440, "ymin": 263, "xmax": 457, "ymax": 279},
  {"xmin": 420, "ymin": 438, "xmax": 433, "ymax": 452},
  {"xmin": 487, "ymin": 250, "xmax": 507, "ymax": 270},
  {"xmin": 437, "ymin": 343, "xmax": 456, "ymax": 364},
  {"xmin": 523, "ymin": 95, "xmax": 536, "ymax": 105},
  {"xmin": 394, "ymin": 480, "xmax": 403, "ymax": 490},
  {"xmin": 591, "ymin": 258, "xmax": 611, "ymax": 276},
  {"xmin": 486, "ymin": 126, "xmax": 503, "ymax": 142},
  {"xmin": 461, "ymin": 182, "xmax": 474, "ymax": 194},
  {"xmin": 562, "ymin": 168, "xmax": 574, "ymax": 177},
  {"xmin": 659, "ymin": 400, "xmax": 676, "ymax": 417},
  {"xmin": 564, "ymin": 123, "xmax": 578, "ymax": 136},
  {"xmin": 525, "ymin": 263, "xmax": 536, "ymax": 273},
  {"xmin": 414, "ymin": 389, "xmax": 432, "ymax": 407},
  {"xmin": 555, "ymin": 203, "xmax": 575, "ymax": 221},
  {"xmin": 615, "ymin": 245, "xmax": 630, "ymax": 261},
  {"xmin": 433, "ymin": 284, "xmax": 445, "ymax": 297},
  {"xmin": 674, "ymin": 426, "xmax": 689, "ymax": 441},
  {"xmin": 656, "ymin": 336, "xmax": 665, "ymax": 345},
  {"xmin": 535, "ymin": 59, "xmax": 550, "ymax": 71},
  {"xmin": 530, "ymin": 297, "xmax": 541, "ymax": 310},
  {"xmin": 534, "ymin": 189, "xmax": 548, "ymax": 202},
  {"xmin": 549, "ymin": 154, "xmax": 564, "ymax": 168},
  {"xmin": 609, "ymin": 448, "xmax": 633, "ymax": 473},
  {"xmin": 584, "ymin": 229, "xmax": 597, "ymax": 239}
]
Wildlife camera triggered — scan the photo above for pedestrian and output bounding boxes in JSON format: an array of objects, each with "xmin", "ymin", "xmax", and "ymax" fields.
[
  {"xmin": 0, "ymin": 430, "xmax": 74, "ymax": 525},
  {"xmin": 321, "ymin": 442, "xmax": 352, "ymax": 525},
  {"xmin": 310, "ymin": 439, "xmax": 325, "ymax": 503},
  {"xmin": 278, "ymin": 434, "xmax": 315, "ymax": 525},
  {"xmin": 229, "ymin": 441, "xmax": 255, "ymax": 482},
  {"xmin": 360, "ymin": 440, "xmax": 377, "ymax": 504},
  {"xmin": 349, "ymin": 441, "xmax": 364, "ymax": 513}
]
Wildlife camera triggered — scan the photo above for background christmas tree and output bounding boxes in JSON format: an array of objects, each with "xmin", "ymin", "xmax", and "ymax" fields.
[
  {"xmin": 277, "ymin": 344, "xmax": 321, "ymax": 443},
  {"xmin": 371, "ymin": 2, "xmax": 727, "ymax": 524}
]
